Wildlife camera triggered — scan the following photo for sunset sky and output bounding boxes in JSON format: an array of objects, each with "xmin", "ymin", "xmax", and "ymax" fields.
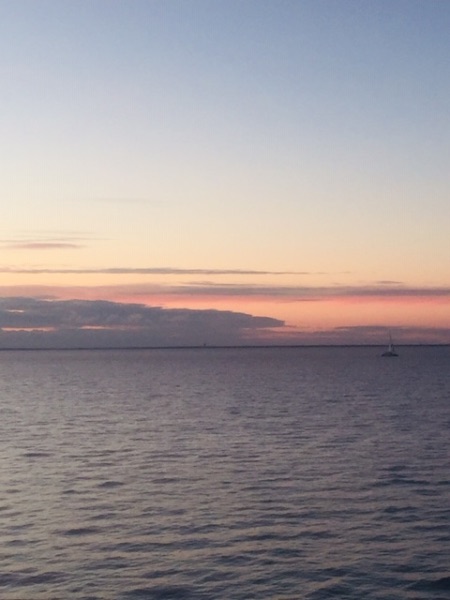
[{"xmin": 1, "ymin": 0, "xmax": 449, "ymax": 347}]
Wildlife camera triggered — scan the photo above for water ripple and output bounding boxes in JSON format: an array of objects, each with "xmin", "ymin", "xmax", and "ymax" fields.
[{"xmin": 0, "ymin": 347, "xmax": 449, "ymax": 599}]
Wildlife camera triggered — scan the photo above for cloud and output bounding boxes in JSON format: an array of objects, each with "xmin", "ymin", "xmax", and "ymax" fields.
[
  {"xmin": 267, "ymin": 324, "xmax": 450, "ymax": 345},
  {"xmin": 0, "ymin": 266, "xmax": 311, "ymax": 276},
  {"xmin": 2, "ymin": 280, "xmax": 450, "ymax": 310},
  {"xmin": 0, "ymin": 297, "xmax": 448, "ymax": 348},
  {"xmin": 6, "ymin": 242, "xmax": 83, "ymax": 250},
  {"xmin": 0, "ymin": 297, "xmax": 284, "ymax": 349},
  {"xmin": 155, "ymin": 282, "xmax": 450, "ymax": 299},
  {"xmin": 91, "ymin": 197, "xmax": 153, "ymax": 204},
  {"xmin": 0, "ymin": 231, "xmax": 97, "ymax": 250},
  {"xmin": 149, "ymin": 282, "xmax": 450, "ymax": 300},
  {"xmin": 1, "ymin": 267, "xmax": 450, "ymax": 301}
]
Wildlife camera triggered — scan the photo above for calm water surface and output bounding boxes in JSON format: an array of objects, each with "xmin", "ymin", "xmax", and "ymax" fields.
[{"xmin": 0, "ymin": 346, "xmax": 449, "ymax": 599}]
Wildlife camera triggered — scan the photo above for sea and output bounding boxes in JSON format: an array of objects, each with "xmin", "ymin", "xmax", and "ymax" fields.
[{"xmin": 0, "ymin": 346, "xmax": 449, "ymax": 600}]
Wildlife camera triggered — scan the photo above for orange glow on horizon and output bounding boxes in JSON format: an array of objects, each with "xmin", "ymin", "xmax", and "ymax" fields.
[
  {"xmin": 1, "ymin": 283, "xmax": 449, "ymax": 343},
  {"xmin": 111, "ymin": 291, "xmax": 450, "ymax": 333}
]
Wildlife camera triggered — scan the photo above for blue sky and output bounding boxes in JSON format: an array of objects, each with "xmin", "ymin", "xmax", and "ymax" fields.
[{"xmin": 1, "ymin": 0, "xmax": 450, "ymax": 347}]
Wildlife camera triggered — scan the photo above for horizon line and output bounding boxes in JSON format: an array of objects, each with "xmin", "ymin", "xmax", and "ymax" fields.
[{"xmin": 1, "ymin": 343, "xmax": 449, "ymax": 352}]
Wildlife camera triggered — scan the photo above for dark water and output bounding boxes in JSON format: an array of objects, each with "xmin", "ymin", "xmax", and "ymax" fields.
[{"xmin": 0, "ymin": 346, "xmax": 449, "ymax": 599}]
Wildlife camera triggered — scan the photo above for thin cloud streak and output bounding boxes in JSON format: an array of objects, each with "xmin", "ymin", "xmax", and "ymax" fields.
[
  {"xmin": 6, "ymin": 243, "xmax": 83, "ymax": 250},
  {"xmin": 154, "ymin": 283, "xmax": 450, "ymax": 299},
  {"xmin": 1, "ymin": 281, "xmax": 450, "ymax": 301},
  {"xmin": 91, "ymin": 197, "xmax": 155, "ymax": 204},
  {"xmin": 1, "ymin": 232, "xmax": 97, "ymax": 250},
  {"xmin": 0, "ymin": 266, "xmax": 314, "ymax": 276}
]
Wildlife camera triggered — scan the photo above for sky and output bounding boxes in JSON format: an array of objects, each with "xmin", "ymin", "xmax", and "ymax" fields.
[{"xmin": 1, "ymin": 0, "xmax": 450, "ymax": 348}]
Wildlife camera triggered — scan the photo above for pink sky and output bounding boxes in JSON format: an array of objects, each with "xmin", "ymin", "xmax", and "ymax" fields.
[
  {"xmin": 1, "ymin": 2, "xmax": 450, "ymax": 347},
  {"xmin": 1, "ymin": 274, "xmax": 449, "ymax": 347}
]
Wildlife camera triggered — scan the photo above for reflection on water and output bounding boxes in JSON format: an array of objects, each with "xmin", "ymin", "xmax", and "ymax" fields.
[{"xmin": 0, "ymin": 347, "xmax": 449, "ymax": 599}]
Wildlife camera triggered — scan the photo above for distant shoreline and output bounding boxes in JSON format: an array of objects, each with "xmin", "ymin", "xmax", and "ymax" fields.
[{"xmin": 0, "ymin": 344, "xmax": 449, "ymax": 351}]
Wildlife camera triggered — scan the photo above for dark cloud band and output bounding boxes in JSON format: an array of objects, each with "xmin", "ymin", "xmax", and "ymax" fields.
[{"xmin": 0, "ymin": 297, "xmax": 284, "ymax": 349}]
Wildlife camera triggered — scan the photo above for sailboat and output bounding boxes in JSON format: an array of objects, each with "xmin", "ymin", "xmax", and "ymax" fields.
[{"xmin": 381, "ymin": 333, "xmax": 398, "ymax": 357}]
